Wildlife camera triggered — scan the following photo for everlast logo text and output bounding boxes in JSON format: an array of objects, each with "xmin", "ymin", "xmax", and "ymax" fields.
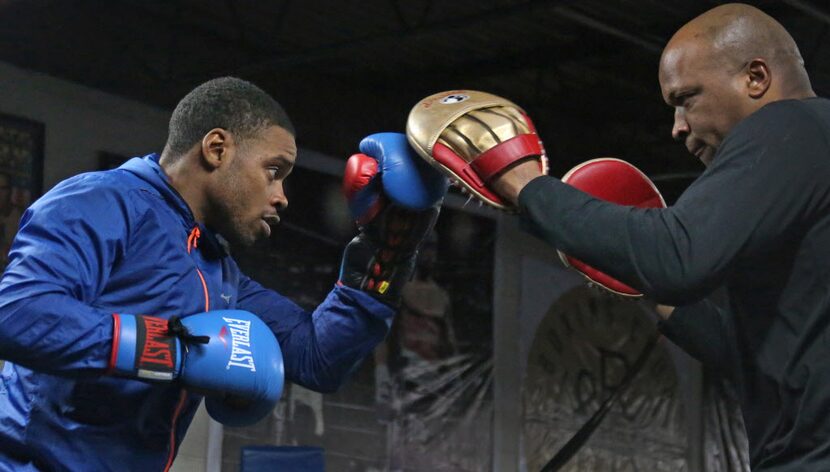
[
  {"xmin": 139, "ymin": 317, "xmax": 174, "ymax": 368},
  {"xmin": 223, "ymin": 317, "xmax": 256, "ymax": 372}
]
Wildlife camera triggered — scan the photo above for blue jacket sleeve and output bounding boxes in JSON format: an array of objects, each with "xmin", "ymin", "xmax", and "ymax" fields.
[
  {"xmin": 0, "ymin": 176, "xmax": 130, "ymax": 376},
  {"xmin": 235, "ymin": 275, "xmax": 394, "ymax": 393}
]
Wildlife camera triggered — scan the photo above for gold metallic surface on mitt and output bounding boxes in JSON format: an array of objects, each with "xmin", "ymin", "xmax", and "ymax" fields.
[
  {"xmin": 406, "ymin": 90, "xmax": 527, "ymax": 161},
  {"xmin": 437, "ymin": 106, "xmax": 531, "ymax": 162}
]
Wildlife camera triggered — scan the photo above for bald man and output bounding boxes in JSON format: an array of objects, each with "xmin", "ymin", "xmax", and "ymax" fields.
[{"xmin": 484, "ymin": 3, "xmax": 829, "ymax": 470}]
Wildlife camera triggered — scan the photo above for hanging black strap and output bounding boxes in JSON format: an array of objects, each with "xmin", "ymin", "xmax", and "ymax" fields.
[
  {"xmin": 539, "ymin": 332, "xmax": 660, "ymax": 472},
  {"xmin": 167, "ymin": 316, "xmax": 210, "ymax": 345}
]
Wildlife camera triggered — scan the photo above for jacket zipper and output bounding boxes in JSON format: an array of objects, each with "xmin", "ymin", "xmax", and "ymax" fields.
[
  {"xmin": 187, "ymin": 226, "xmax": 210, "ymax": 313},
  {"xmin": 163, "ymin": 226, "xmax": 211, "ymax": 472}
]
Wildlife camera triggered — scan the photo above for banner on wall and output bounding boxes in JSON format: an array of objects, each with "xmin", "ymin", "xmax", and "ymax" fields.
[{"xmin": 522, "ymin": 286, "xmax": 688, "ymax": 472}]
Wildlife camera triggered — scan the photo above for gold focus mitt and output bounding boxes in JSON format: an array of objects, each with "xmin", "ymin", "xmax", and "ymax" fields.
[{"xmin": 406, "ymin": 90, "xmax": 548, "ymax": 210}]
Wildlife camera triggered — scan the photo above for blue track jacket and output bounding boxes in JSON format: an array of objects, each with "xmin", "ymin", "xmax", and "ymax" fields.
[{"xmin": 0, "ymin": 154, "xmax": 394, "ymax": 471}]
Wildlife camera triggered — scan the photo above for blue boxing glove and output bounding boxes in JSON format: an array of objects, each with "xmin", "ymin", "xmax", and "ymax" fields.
[
  {"xmin": 108, "ymin": 310, "xmax": 284, "ymax": 427},
  {"xmin": 340, "ymin": 132, "xmax": 449, "ymax": 306}
]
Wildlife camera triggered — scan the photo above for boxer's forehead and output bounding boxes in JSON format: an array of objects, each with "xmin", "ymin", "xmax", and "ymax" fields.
[{"xmin": 242, "ymin": 125, "xmax": 297, "ymax": 166}]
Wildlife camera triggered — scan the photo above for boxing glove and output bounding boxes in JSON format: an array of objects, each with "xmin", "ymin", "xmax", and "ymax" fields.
[
  {"xmin": 108, "ymin": 309, "xmax": 284, "ymax": 426},
  {"xmin": 339, "ymin": 132, "xmax": 448, "ymax": 306}
]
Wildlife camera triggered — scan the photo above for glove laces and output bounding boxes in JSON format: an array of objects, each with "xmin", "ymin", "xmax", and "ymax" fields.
[{"xmin": 167, "ymin": 316, "xmax": 210, "ymax": 345}]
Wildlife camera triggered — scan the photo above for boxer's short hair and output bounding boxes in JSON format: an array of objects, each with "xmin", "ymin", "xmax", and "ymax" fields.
[{"xmin": 166, "ymin": 77, "xmax": 295, "ymax": 155}]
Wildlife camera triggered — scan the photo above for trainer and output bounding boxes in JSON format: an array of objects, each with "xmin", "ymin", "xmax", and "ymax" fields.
[{"xmin": 409, "ymin": 4, "xmax": 827, "ymax": 470}]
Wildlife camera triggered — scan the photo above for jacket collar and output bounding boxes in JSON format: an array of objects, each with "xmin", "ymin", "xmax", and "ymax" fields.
[{"xmin": 120, "ymin": 153, "xmax": 229, "ymax": 258}]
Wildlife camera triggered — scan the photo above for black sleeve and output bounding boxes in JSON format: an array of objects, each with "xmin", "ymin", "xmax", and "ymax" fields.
[
  {"xmin": 657, "ymin": 299, "xmax": 736, "ymax": 375},
  {"xmin": 518, "ymin": 100, "xmax": 830, "ymax": 304}
]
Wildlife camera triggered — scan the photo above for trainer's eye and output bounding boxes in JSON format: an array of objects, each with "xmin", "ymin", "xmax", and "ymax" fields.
[
  {"xmin": 267, "ymin": 167, "xmax": 279, "ymax": 180},
  {"xmin": 677, "ymin": 91, "xmax": 697, "ymax": 108}
]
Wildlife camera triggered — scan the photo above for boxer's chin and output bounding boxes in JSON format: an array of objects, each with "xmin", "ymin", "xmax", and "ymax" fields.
[{"xmin": 222, "ymin": 222, "xmax": 260, "ymax": 248}]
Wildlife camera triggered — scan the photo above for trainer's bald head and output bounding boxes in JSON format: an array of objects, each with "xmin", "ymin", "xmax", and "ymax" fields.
[
  {"xmin": 662, "ymin": 3, "xmax": 813, "ymax": 99},
  {"xmin": 658, "ymin": 4, "xmax": 816, "ymax": 166}
]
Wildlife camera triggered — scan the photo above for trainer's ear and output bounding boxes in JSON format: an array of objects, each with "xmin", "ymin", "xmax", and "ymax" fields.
[
  {"xmin": 201, "ymin": 128, "xmax": 232, "ymax": 170},
  {"xmin": 746, "ymin": 58, "xmax": 771, "ymax": 99}
]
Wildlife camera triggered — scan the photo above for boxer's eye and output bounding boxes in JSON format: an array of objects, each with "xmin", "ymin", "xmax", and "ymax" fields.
[{"xmin": 267, "ymin": 167, "xmax": 280, "ymax": 180}]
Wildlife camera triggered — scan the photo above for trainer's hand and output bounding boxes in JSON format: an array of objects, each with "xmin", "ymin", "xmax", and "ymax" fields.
[
  {"xmin": 491, "ymin": 160, "xmax": 546, "ymax": 206},
  {"xmin": 656, "ymin": 304, "xmax": 676, "ymax": 320}
]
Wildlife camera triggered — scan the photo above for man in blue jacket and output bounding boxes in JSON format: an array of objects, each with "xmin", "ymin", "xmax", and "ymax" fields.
[{"xmin": 0, "ymin": 77, "xmax": 445, "ymax": 471}]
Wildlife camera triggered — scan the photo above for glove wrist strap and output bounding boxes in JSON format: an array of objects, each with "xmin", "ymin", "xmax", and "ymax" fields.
[
  {"xmin": 110, "ymin": 314, "xmax": 182, "ymax": 381},
  {"xmin": 339, "ymin": 235, "xmax": 416, "ymax": 307},
  {"xmin": 340, "ymin": 205, "xmax": 439, "ymax": 306}
]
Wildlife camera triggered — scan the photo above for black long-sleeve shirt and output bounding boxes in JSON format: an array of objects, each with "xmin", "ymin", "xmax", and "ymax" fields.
[{"xmin": 519, "ymin": 98, "xmax": 830, "ymax": 470}]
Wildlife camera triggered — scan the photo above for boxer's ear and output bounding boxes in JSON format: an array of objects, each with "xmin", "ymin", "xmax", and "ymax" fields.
[{"xmin": 200, "ymin": 128, "xmax": 234, "ymax": 170}]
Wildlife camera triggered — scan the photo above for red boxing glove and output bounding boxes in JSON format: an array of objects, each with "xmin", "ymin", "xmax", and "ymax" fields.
[
  {"xmin": 559, "ymin": 158, "xmax": 666, "ymax": 297},
  {"xmin": 342, "ymin": 153, "xmax": 384, "ymax": 225}
]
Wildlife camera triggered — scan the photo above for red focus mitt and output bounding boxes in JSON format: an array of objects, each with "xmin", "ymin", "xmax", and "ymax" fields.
[
  {"xmin": 406, "ymin": 90, "xmax": 548, "ymax": 211},
  {"xmin": 559, "ymin": 158, "xmax": 666, "ymax": 297}
]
